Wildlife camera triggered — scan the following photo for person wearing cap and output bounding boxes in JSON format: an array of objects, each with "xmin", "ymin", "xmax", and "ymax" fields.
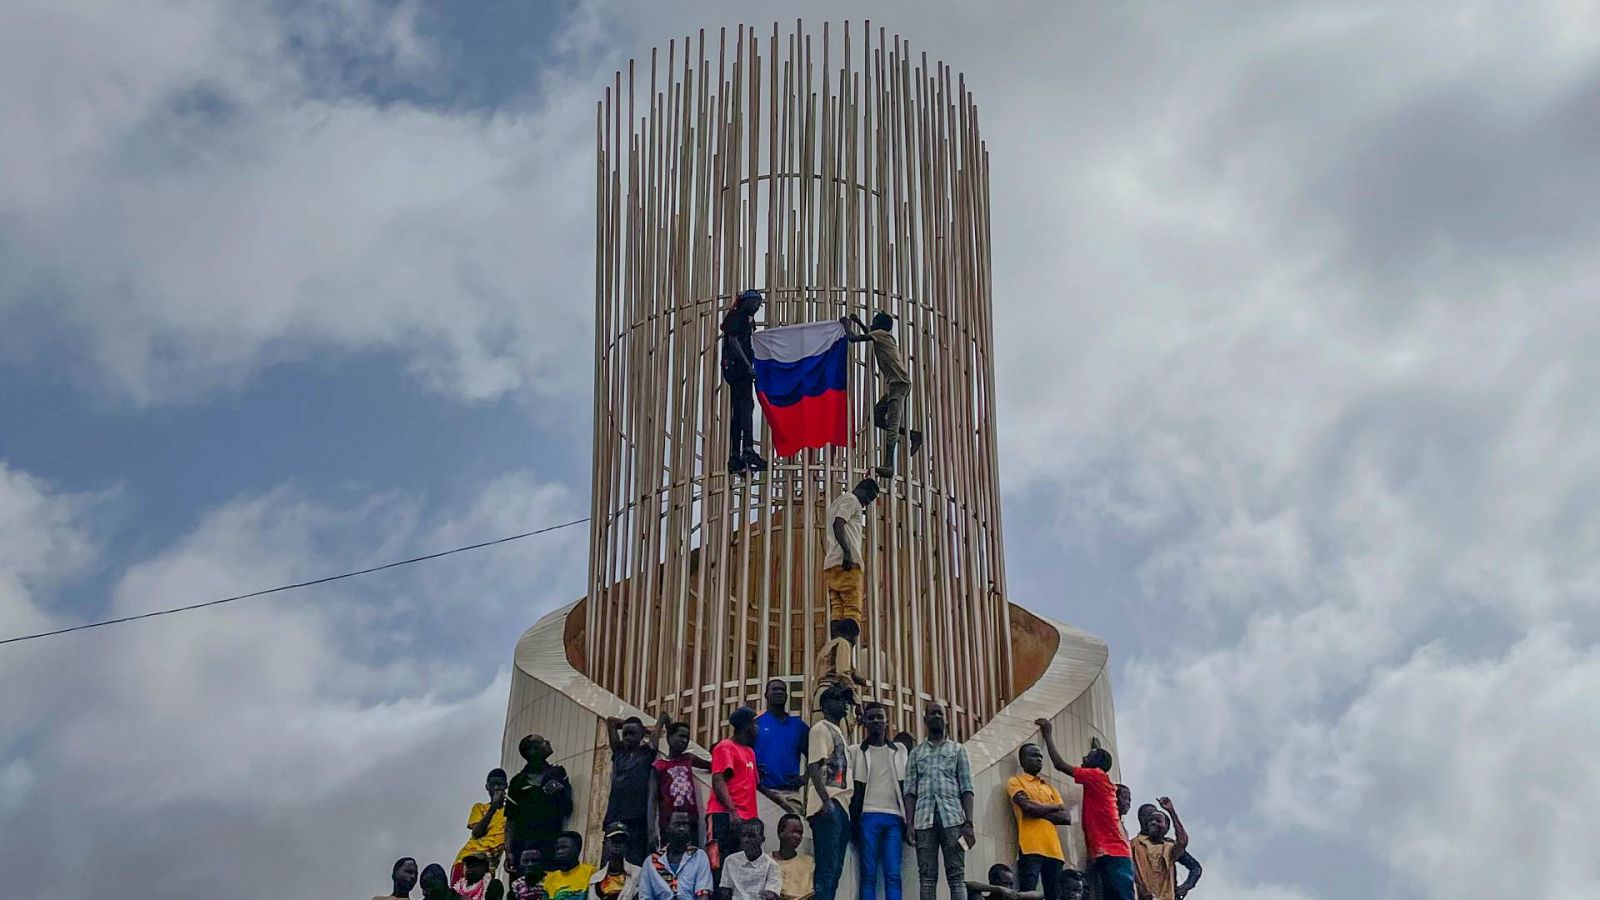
[
  {"xmin": 806, "ymin": 682, "xmax": 856, "ymax": 900},
  {"xmin": 841, "ymin": 312, "xmax": 922, "ymax": 478},
  {"xmin": 708, "ymin": 706, "xmax": 762, "ymax": 882},
  {"xmin": 817, "ymin": 478, "xmax": 880, "ymax": 689},
  {"xmin": 589, "ymin": 823, "xmax": 643, "ymax": 900},
  {"xmin": 721, "ymin": 289, "xmax": 768, "ymax": 475}
]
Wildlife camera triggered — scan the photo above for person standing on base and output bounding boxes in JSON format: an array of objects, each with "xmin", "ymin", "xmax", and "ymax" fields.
[
  {"xmin": 1033, "ymin": 721, "xmax": 1132, "ymax": 900},
  {"xmin": 605, "ymin": 716, "xmax": 660, "ymax": 864},
  {"xmin": 850, "ymin": 702, "xmax": 909, "ymax": 900},
  {"xmin": 721, "ymin": 289, "xmax": 768, "ymax": 475},
  {"xmin": 1006, "ymin": 744, "xmax": 1071, "ymax": 900},
  {"xmin": 708, "ymin": 707, "xmax": 762, "ymax": 879},
  {"xmin": 755, "ymin": 679, "xmax": 810, "ymax": 817},
  {"xmin": 1130, "ymin": 800, "xmax": 1191, "ymax": 900},
  {"xmin": 805, "ymin": 683, "xmax": 856, "ymax": 900},
  {"xmin": 506, "ymin": 735, "xmax": 575, "ymax": 880},
  {"xmin": 841, "ymin": 312, "xmax": 922, "ymax": 478},
  {"xmin": 818, "ymin": 478, "xmax": 881, "ymax": 688},
  {"xmin": 904, "ymin": 702, "xmax": 975, "ymax": 900},
  {"xmin": 654, "ymin": 718, "xmax": 712, "ymax": 847}
]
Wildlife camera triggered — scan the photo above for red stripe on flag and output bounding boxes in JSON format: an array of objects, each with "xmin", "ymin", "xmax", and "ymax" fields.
[{"xmin": 757, "ymin": 388, "xmax": 850, "ymax": 457}]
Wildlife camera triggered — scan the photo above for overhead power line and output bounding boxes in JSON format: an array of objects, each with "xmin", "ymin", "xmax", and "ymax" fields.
[{"xmin": 0, "ymin": 516, "xmax": 591, "ymax": 648}]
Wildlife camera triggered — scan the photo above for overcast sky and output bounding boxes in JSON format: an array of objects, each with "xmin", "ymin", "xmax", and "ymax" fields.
[{"xmin": 3, "ymin": 1, "xmax": 1599, "ymax": 898}]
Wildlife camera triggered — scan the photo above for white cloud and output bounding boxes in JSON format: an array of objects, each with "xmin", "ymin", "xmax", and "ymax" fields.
[
  {"xmin": 1, "ymin": 0, "xmax": 599, "ymax": 406},
  {"xmin": 0, "ymin": 463, "xmax": 583, "ymax": 899}
]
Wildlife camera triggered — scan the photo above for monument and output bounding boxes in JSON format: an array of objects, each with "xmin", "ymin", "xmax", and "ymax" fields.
[{"xmin": 503, "ymin": 20, "xmax": 1120, "ymax": 882}]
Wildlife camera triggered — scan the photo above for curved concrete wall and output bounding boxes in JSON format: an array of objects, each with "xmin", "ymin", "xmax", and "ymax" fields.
[{"xmin": 503, "ymin": 600, "xmax": 1117, "ymax": 885}]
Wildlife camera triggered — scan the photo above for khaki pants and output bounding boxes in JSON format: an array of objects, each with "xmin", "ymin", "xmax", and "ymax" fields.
[{"xmin": 823, "ymin": 565, "xmax": 864, "ymax": 624}]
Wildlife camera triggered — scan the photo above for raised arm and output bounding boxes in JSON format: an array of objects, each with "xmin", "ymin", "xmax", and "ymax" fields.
[
  {"xmin": 605, "ymin": 717, "xmax": 625, "ymax": 753},
  {"xmin": 1159, "ymin": 796, "xmax": 1188, "ymax": 857},
  {"xmin": 1032, "ymin": 719, "xmax": 1073, "ymax": 775}
]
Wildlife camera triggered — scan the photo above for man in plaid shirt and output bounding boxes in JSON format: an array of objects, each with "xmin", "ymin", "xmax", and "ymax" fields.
[{"xmin": 903, "ymin": 702, "xmax": 975, "ymax": 900}]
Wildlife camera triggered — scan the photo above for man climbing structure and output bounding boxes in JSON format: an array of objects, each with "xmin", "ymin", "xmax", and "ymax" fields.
[
  {"xmin": 816, "ymin": 477, "xmax": 881, "ymax": 689},
  {"xmin": 842, "ymin": 312, "xmax": 922, "ymax": 478},
  {"xmin": 722, "ymin": 289, "xmax": 769, "ymax": 475}
]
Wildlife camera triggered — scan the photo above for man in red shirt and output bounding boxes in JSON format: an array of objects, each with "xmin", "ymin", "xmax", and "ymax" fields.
[
  {"xmin": 1034, "ymin": 719, "xmax": 1132, "ymax": 900},
  {"xmin": 709, "ymin": 706, "xmax": 762, "ymax": 884}
]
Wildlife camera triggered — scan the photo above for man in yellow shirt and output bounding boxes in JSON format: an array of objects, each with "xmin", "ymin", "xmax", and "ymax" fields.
[
  {"xmin": 455, "ymin": 768, "xmax": 509, "ymax": 882},
  {"xmin": 544, "ymin": 832, "xmax": 599, "ymax": 900},
  {"xmin": 1005, "ymin": 744, "xmax": 1071, "ymax": 900}
]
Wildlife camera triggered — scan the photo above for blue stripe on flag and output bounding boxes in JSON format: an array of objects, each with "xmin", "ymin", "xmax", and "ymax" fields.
[{"xmin": 752, "ymin": 339, "xmax": 847, "ymax": 407}]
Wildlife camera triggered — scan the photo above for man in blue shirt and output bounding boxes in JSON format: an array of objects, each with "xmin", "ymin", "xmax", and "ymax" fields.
[
  {"xmin": 753, "ymin": 678, "xmax": 809, "ymax": 815},
  {"xmin": 639, "ymin": 811, "xmax": 714, "ymax": 900}
]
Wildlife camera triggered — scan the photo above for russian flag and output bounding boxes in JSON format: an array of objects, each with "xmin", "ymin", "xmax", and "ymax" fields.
[{"xmin": 751, "ymin": 321, "xmax": 850, "ymax": 457}]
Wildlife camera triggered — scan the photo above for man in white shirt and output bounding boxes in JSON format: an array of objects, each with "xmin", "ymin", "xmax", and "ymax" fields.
[
  {"xmin": 721, "ymin": 817, "xmax": 781, "ymax": 900},
  {"xmin": 850, "ymin": 702, "xmax": 910, "ymax": 900},
  {"xmin": 806, "ymin": 683, "xmax": 857, "ymax": 900},
  {"xmin": 817, "ymin": 478, "xmax": 881, "ymax": 688}
]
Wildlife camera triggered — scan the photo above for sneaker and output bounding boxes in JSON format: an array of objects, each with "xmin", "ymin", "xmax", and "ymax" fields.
[
  {"xmin": 728, "ymin": 454, "xmax": 747, "ymax": 475},
  {"xmin": 742, "ymin": 450, "xmax": 769, "ymax": 472},
  {"xmin": 909, "ymin": 430, "xmax": 924, "ymax": 457},
  {"xmin": 873, "ymin": 465, "xmax": 894, "ymax": 479}
]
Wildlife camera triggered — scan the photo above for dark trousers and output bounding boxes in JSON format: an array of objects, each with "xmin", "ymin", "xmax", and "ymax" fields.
[
  {"xmin": 617, "ymin": 816, "xmax": 650, "ymax": 865},
  {"xmin": 913, "ymin": 814, "xmax": 965, "ymax": 900},
  {"xmin": 810, "ymin": 799, "xmax": 851, "ymax": 900},
  {"xmin": 1090, "ymin": 856, "xmax": 1134, "ymax": 900},
  {"xmin": 708, "ymin": 812, "xmax": 735, "ymax": 887},
  {"xmin": 1017, "ymin": 854, "xmax": 1064, "ymax": 900},
  {"xmin": 724, "ymin": 372, "xmax": 755, "ymax": 455}
]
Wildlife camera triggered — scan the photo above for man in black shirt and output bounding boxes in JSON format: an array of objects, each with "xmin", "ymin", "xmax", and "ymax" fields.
[
  {"xmin": 721, "ymin": 289, "xmax": 768, "ymax": 475},
  {"xmin": 505, "ymin": 733, "xmax": 574, "ymax": 879},
  {"xmin": 604, "ymin": 715, "xmax": 659, "ymax": 864}
]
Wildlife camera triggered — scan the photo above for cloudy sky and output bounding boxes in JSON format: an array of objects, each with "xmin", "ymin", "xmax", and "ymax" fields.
[{"xmin": 3, "ymin": 1, "xmax": 1598, "ymax": 897}]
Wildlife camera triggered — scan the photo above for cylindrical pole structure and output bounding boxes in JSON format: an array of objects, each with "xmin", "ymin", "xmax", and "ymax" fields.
[{"xmin": 589, "ymin": 21, "xmax": 1009, "ymax": 745}]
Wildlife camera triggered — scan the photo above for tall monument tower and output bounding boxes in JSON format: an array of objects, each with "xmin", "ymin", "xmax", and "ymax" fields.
[{"xmin": 505, "ymin": 20, "xmax": 1119, "ymax": 879}]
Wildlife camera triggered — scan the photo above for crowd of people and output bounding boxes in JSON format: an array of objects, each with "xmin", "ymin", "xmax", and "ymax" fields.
[
  {"xmin": 372, "ymin": 683, "xmax": 1202, "ymax": 900},
  {"xmin": 373, "ymin": 292, "xmax": 1202, "ymax": 900}
]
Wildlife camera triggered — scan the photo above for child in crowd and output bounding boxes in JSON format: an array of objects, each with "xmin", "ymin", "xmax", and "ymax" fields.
[
  {"xmin": 769, "ymin": 814, "xmax": 814, "ymax": 900},
  {"xmin": 544, "ymin": 832, "xmax": 599, "ymax": 900},
  {"xmin": 454, "ymin": 853, "xmax": 506, "ymax": 900},
  {"xmin": 654, "ymin": 718, "xmax": 711, "ymax": 847},
  {"xmin": 419, "ymin": 864, "xmax": 458, "ymax": 900},
  {"xmin": 588, "ymin": 823, "xmax": 642, "ymax": 900},
  {"xmin": 720, "ymin": 817, "xmax": 781, "ymax": 900},
  {"xmin": 454, "ymin": 769, "xmax": 509, "ymax": 883},
  {"xmin": 1056, "ymin": 871, "xmax": 1084, "ymax": 900}
]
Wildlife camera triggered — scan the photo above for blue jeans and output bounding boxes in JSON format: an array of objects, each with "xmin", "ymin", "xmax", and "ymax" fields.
[
  {"xmin": 811, "ymin": 800, "xmax": 852, "ymax": 900},
  {"xmin": 858, "ymin": 812, "xmax": 904, "ymax": 900},
  {"xmin": 1091, "ymin": 856, "xmax": 1134, "ymax": 900}
]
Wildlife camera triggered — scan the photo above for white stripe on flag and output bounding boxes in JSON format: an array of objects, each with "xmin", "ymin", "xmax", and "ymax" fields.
[{"xmin": 750, "ymin": 321, "xmax": 846, "ymax": 363}]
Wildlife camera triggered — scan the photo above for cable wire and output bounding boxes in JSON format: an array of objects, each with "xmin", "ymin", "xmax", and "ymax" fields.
[{"xmin": 0, "ymin": 516, "xmax": 591, "ymax": 647}]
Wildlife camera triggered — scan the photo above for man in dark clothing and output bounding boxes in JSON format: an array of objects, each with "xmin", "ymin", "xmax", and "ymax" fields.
[
  {"xmin": 605, "ymin": 716, "xmax": 660, "ymax": 864},
  {"xmin": 506, "ymin": 733, "xmax": 574, "ymax": 879},
  {"xmin": 721, "ymin": 289, "xmax": 768, "ymax": 475}
]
